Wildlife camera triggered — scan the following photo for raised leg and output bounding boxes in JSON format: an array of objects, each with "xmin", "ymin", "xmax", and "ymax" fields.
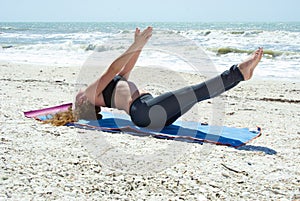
[{"xmin": 130, "ymin": 48, "xmax": 263, "ymax": 128}]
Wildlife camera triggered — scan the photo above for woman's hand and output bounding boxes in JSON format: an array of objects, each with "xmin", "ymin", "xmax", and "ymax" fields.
[{"xmin": 134, "ymin": 26, "xmax": 152, "ymax": 49}]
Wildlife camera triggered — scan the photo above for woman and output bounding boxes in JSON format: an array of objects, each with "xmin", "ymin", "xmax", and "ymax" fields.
[{"xmin": 47, "ymin": 27, "xmax": 263, "ymax": 129}]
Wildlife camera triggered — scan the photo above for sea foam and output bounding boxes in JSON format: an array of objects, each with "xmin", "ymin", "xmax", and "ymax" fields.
[{"xmin": 0, "ymin": 22, "xmax": 299, "ymax": 81}]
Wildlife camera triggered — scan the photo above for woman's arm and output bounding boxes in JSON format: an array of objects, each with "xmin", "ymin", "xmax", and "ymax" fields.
[
  {"xmin": 84, "ymin": 27, "xmax": 152, "ymax": 104},
  {"xmin": 118, "ymin": 27, "xmax": 152, "ymax": 79},
  {"xmin": 118, "ymin": 49, "xmax": 141, "ymax": 80}
]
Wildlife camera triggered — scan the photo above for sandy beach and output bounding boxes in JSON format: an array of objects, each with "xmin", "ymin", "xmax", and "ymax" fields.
[{"xmin": 0, "ymin": 60, "xmax": 299, "ymax": 200}]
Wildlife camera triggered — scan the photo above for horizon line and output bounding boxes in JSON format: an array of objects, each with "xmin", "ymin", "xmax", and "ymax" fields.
[{"xmin": 1, "ymin": 21, "xmax": 300, "ymax": 23}]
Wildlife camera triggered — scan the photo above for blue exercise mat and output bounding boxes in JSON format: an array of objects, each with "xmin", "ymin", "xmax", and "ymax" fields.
[{"xmin": 24, "ymin": 103, "xmax": 261, "ymax": 148}]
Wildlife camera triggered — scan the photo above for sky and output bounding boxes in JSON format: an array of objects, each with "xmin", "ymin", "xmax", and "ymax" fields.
[{"xmin": 0, "ymin": 0, "xmax": 299, "ymax": 22}]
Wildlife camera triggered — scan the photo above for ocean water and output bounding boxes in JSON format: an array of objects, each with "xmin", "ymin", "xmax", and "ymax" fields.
[{"xmin": 0, "ymin": 22, "xmax": 299, "ymax": 80}]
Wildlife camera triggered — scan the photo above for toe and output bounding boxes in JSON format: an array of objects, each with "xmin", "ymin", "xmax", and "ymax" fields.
[
  {"xmin": 253, "ymin": 49, "xmax": 261, "ymax": 58},
  {"xmin": 258, "ymin": 48, "xmax": 264, "ymax": 59}
]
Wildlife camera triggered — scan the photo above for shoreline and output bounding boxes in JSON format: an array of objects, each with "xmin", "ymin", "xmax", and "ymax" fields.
[
  {"xmin": 2, "ymin": 59, "xmax": 300, "ymax": 83},
  {"xmin": 1, "ymin": 21, "xmax": 300, "ymax": 85},
  {"xmin": 1, "ymin": 61, "xmax": 299, "ymax": 200}
]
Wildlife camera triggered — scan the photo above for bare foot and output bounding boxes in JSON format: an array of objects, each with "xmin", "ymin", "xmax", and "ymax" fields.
[{"xmin": 238, "ymin": 47, "xmax": 263, "ymax": 80}]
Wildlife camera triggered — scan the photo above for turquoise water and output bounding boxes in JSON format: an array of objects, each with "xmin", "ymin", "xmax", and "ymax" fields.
[{"xmin": 0, "ymin": 22, "xmax": 300, "ymax": 80}]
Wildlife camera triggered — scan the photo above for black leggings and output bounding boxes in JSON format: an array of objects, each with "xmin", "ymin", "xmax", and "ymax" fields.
[{"xmin": 129, "ymin": 65, "xmax": 244, "ymax": 129}]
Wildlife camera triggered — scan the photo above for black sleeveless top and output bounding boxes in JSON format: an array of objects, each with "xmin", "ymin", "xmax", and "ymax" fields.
[{"xmin": 102, "ymin": 75, "xmax": 123, "ymax": 108}]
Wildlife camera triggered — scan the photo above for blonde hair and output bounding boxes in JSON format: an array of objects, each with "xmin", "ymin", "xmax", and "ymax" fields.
[{"xmin": 44, "ymin": 100, "xmax": 102, "ymax": 126}]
